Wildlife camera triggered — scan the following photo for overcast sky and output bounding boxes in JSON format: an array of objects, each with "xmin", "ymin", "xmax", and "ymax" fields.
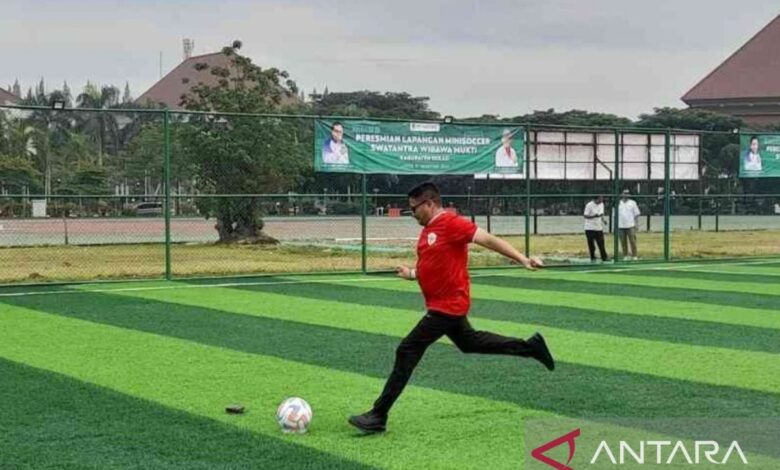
[{"xmin": 2, "ymin": 0, "xmax": 778, "ymax": 119}]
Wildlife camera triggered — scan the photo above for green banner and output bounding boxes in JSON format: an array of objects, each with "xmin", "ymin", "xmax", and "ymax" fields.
[
  {"xmin": 315, "ymin": 119, "xmax": 524, "ymax": 175},
  {"xmin": 740, "ymin": 134, "xmax": 780, "ymax": 177}
]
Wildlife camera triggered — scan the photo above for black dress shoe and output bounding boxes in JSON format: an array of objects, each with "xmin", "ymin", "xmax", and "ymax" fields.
[
  {"xmin": 529, "ymin": 332, "xmax": 555, "ymax": 371},
  {"xmin": 348, "ymin": 410, "xmax": 387, "ymax": 433}
]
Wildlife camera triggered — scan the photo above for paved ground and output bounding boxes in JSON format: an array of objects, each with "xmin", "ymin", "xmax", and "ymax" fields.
[{"xmin": 1, "ymin": 215, "xmax": 779, "ymax": 247}]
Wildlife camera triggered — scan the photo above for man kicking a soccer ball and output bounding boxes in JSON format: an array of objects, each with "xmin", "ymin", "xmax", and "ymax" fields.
[{"xmin": 348, "ymin": 182, "xmax": 554, "ymax": 433}]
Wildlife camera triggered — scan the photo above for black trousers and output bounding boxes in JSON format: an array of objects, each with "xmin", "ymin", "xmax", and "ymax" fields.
[
  {"xmin": 372, "ymin": 310, "xmax": 534, "ymax": 416},
  {"xmin": 585, "ymin": 230, "xmax": 609, "ymax": 261}
]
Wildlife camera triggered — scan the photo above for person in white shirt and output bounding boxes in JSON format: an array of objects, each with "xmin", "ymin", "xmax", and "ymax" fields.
[
  {"xmin": 618, "ymin": 189, "xmax": 641, "ymax": 260},
  {"xmin": 583, "ymin": 196, "xmax": 608, "ymax": 262},
  {"xmin": 495, "ymin": 129, "xmax": 519, "ymax": 167}
]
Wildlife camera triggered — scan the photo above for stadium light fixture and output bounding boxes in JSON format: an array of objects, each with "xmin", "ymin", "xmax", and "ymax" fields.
[
  {"xmin": 51, "ymin": 100, "xmax": 66, "ymax": 110},
  {"xmin": 443, "ymin": 116, "xmax": 454, "ymax": 124}
]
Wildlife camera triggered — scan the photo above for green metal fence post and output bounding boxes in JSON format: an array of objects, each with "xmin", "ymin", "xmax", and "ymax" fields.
[
  {"xmin": 163, "ymin": 109, "xmax": 172, "ymax": 280},
  {"xmin": 361, "ymin": 174, "xmax": 367, "ymax": 273},
  {"xmin": 486, "ymin": 174, "xmax": 492, "ymax": 233},
  {"xmin": 524, "ymin": 128, "xmax": 531, "ymax": 256},
  {"xmin": 664, "ymin": 129, "xmax": 671, "ymax": 261},
  {"xmin": 613, "ymin": 129, "xmax": 620, "ymax": 262},
  {"xmin": 715, "ymin": 200, "xmax": 720, "ymax": 232}
]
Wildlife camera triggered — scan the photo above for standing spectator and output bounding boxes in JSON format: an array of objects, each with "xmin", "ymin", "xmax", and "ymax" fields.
[
  {"xmin": 584, "ymin": 196, "xmax": 609, "ymax": 262},
  {"xmin": 618, "ymin": 189, "xmax": 641, "ymax": 260}
]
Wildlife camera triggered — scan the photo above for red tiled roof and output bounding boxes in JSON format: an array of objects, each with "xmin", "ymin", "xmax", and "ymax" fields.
[
  {"xmin": 0, "ymin": 87, "xmax": 20, "ymax": 104},
  {"xmin": 682, "ymin": 14, "xmax": 780, "ymax": 102},
  {"xmin": 135, "ymin": 51, "xmax": 298, "ymax": 110}
]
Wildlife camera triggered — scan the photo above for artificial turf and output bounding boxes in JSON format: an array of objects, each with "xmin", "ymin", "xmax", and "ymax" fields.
[{"xmin": 1, "ymin": 261, "xmax": 778, "ymax": 468}]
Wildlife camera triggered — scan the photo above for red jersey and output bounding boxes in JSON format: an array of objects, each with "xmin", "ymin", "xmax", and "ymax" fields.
[{"xmin": 415, "ymin": 211, "xmax": 478, "ymax": 316}]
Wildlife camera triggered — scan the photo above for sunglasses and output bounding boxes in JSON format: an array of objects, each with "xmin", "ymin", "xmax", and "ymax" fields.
[{"xmin": 409, "ymin": 199, "xmax": 432, "ymax": 213}]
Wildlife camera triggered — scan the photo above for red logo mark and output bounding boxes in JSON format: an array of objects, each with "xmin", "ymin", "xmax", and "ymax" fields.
[{"xmin": 531, "ymin": 428, "xmax": 581, "ymax": 470}]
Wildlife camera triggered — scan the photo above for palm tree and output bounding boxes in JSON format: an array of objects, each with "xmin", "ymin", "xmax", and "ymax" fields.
[
  {"xmin": 0, "ymin": 117, "xmax": 43, "ymax": 195},
  {"xmin": 3, "ymin": 117, "xmax": 38, "ymax": 160},
  {"xmin": 23, "ymin": 90, "xmax": 76, "ymax": 195},
  {"xmin": 76, "ymin": 83, "xmax": 121, "ymax": 166}
]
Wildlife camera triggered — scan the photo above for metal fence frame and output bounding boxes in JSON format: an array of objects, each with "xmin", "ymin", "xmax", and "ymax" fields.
[{"xmin": 1, "ymin": 104, "xmax": 778, "ymax": 285}]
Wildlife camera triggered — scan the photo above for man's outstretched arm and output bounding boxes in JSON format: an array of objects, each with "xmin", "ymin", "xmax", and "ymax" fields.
[{"xmin": 473, "ymin": 228, "xmax": 542, "ymax": 270}]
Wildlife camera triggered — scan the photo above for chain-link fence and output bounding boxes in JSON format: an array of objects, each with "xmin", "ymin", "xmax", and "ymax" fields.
[
  {"xmin": 0, "ymin": 106, "xmax": 168, "ymax": 283},
  {"xmin": 1, "ymin": 104, "xmax": 778, "ymax": 284}
]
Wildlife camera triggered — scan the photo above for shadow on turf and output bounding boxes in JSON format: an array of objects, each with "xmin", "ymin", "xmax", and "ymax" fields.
[{"xmin": 0, "ymin": 358, "xmax": 374, "ymax": 470}]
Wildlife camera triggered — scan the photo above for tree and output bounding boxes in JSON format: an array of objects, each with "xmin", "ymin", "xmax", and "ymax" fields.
[
  {"xmin": 458, "ymin": 114, "xmax": 502, "ymax": 123},
  {"xmin": 0, "ymin": 113, "xmax": 6, "ymax": 155},
  {"xmin": 35, "ymin": 78, "xmax": 46, "ymax": 105},
  {"xmin": 510, "ymin": 109, "xmax": 633, "ymax": 127},
  {"xmin": 0, "ymin": 155, "xmax": 41, "ymax": 193},
  {"xmin": 52, "ymin": 161, "xmax": 111, "ymax": 216},
  {"xmin": 76, "ymin": 83, "xmax": 122, "ymax": 166},
  {"xmin": 636, "ymin": 107, "xmax": 742, "ymax": 131},
  {"xmin": 62, "ymin": 81, "xmax": 73, "ymax": 108},
  {"xmin": 122, "ymin": 82, "xmax": 132, "ymax": 104},
  {"xmin": 56, "ymin": 162, "xmax": 109, "ymax": 195},
  {"xmin": 2, "ymin": 118, "xmax": 38, "ymax": 160},
  {"xmin": 0, "ymin": 154, "xmax": 41, "ymax": 217},
  {"xmin": 6, "ymin": 83, "xmax": 74, "ymax": 195},
  {"xmin": 24, "ymin": 84, "xmax": 83, "ymax": 195},
  {"xmin": 120, "ymin": 121, "xmax": 194, "ymax": 196},
  {"xmin": 179, "ymin": 41, "xmax": 306, "ymax": 243},
  {"xmin": 311, "ymin": 91, "xmax": 440, "ymax": 120}
]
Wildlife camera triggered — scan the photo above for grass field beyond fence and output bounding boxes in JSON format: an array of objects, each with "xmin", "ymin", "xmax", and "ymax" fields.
[{"xmin": 1, "ymin": 229, "xmax": 778, "ymax": 283}]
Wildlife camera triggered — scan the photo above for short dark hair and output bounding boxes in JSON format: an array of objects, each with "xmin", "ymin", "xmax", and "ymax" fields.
[
  {"xmin": 332, "ymin": 122, "xmax": 343, "ymax": 129},
  {"xmin": 407, "ymin": 182, "xmax": 441, "ymax": 205},
  {"xmin": 750, "ymin": 135, "xmax": 760, "ymax": 143}
]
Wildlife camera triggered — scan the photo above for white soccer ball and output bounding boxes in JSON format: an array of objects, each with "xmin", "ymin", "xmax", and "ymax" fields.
[{"xmin": 276, "ymin": 397, "xmax": 312, "ymax": 433}]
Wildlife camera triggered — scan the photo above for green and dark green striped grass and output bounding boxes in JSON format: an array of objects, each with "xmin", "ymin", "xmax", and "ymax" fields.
[{"xmin": 1, "ymin": 259, "xmax": 779, "ymax": 469}]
